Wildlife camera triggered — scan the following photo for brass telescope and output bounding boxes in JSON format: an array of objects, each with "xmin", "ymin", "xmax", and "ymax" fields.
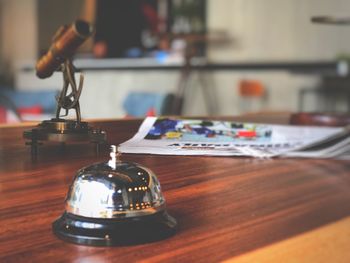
[
  {"xmin": 24, "ymin": 20, "xmax": 106, "ymax": 157},
  {"xmin": 36, "ymin": 20, "xmax": 93, "ymax": 79}
]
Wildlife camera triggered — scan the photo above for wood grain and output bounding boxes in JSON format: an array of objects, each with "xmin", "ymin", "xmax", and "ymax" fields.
[
  {"xmin": 0, "ymin": 118, "xmax": 350, "ymax": 262},
  {"xmin": 225, "ymin": 216, "xmax": 350, "ymax": 263}
]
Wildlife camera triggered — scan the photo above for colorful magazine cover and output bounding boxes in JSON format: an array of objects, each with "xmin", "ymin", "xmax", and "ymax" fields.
[{"xmin": 119, "ymin": 117, "xmax": 347, "ymax": 158}]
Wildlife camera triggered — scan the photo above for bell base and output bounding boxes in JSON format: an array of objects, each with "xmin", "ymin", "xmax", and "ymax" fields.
[{"xmin": 52, "ymin": 211, "xmax": 177, "ymax": 246}]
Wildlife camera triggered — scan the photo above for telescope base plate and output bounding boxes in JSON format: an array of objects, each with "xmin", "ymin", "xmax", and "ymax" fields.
[{"xmin": 23, "ymin": 118, "xmax": 107, "ymax": 157}]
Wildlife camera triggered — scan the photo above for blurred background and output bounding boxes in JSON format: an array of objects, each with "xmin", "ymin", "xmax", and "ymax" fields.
[{"xmin": 1, "ymin": 0, "xmax": 350, "ymax": 123}]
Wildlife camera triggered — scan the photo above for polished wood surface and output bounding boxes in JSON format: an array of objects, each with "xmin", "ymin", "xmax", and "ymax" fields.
[
  {"xmin": 1, "ymin": 118, "xmax": 350, "ymax": 262},
  {"xmin": 227, "ymin": 216, "xmax": 350, "ymax": 263}
]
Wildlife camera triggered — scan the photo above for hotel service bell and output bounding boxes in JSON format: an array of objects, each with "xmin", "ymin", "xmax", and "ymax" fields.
[{"xmin": 53, "ymin": 146, "xmax": 177, "ymax": 246}]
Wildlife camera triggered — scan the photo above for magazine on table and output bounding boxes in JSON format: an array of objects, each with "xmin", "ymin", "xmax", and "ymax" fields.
[{"xmin": 119, "ymin": 117, "xmax": 350, "ymax": 159}]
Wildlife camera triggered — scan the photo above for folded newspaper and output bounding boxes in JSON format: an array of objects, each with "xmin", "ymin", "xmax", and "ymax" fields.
[{"xmin": 119, "ymin": 117, "xmax": 350, "ymax": 159}]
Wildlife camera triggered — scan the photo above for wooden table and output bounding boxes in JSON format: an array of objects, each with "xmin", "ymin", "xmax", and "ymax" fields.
[{"xmin": 1, "ymin": 117, "xmax": 350, "ymax": 262}]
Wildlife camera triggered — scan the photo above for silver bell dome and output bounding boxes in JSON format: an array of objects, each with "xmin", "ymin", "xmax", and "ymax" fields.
[
  {"xmin": 66, "ymin": 159, "xmax": 165, "ymax": 219},
  {"xmin": 52, "ymin": 146, "xmax": 177, "ymax": 246}
]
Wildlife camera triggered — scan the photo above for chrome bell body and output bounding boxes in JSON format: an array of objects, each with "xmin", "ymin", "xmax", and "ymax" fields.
[
  {"xmin": 66, "ymin": 161, "xmax": 165, "ymax": 219},
  {"xmin": 52, "ymin": 146, "xmax": 177, "ymax": 246}
]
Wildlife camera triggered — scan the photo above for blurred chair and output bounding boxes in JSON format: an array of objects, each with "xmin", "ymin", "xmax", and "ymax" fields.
[
  {"xmin": 0, "ymin": 88, "xmax": 57, "ymax": 123},
  {"xmin": 123, "ymin": 92, "xmax": 174, "ymax": 117},
  {"xmin": 299, "ymin": 75, "xmax": 350, "ymax": 112},
  {"xmin": 0, "ymin": 92, "xmax": 21, "ymax": 122},
  {"xmin": 238, "ymin": 80, "xmax": 266, "ymax": 113}
]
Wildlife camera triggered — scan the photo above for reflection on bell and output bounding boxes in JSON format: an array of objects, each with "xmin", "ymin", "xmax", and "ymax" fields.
[{"xmin": 52, "ymin": 146, "xmax": 177, "ymax": 246}]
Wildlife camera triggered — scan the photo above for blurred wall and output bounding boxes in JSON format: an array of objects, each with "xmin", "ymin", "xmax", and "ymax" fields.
[
  {"xmin": 205, "ymin": 0, "xmax": 350, "ymax": 114},
  {"xmin": 0, "ymin": 0, "xmax": 85, "ymax": 78},
  {"xmin": 0, "ymin": 1, "xmax": 3, "ymax": 79},
  {"xmin": 0, "ymin": 0, "xmax": 38, "ymax": 80},
  {"xmin": 208, "ymin": 0, "xmax": 350, "ymax": 61}
]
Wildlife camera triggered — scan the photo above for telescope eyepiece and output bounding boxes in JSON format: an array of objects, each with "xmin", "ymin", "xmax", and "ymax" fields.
[{"xmin": 74, "ymin": 20, "xmax": 93, "ymax": 38}]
